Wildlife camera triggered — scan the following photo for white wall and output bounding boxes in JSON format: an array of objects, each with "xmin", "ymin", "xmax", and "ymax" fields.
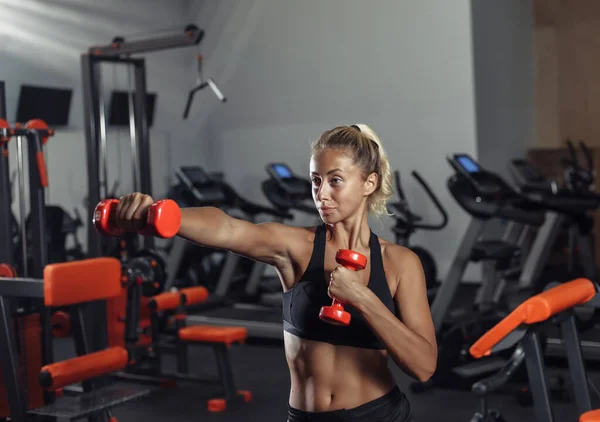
[
  {"xmin": 471, "ymin": 0, "xmax": 534, "ymax": 181},
  {"xmin": 186, "ymin": 0, "xmax": 479, "ymax": 279},
  {"xmin": 0, "ymin": 0, "xmax": 199, "ymax": 251}
]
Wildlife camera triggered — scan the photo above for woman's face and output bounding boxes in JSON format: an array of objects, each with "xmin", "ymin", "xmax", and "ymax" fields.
[{"xmin": 310, "ymin": 148, "xmax": 376, "ymax": 223}]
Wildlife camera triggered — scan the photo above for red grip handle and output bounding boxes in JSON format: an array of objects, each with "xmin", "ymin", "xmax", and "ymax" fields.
[
  {"xmin": 39, "ymin": 347, "xmax": 129, "ymax": 390},
  {"xmin": 148, "ymin": 291, "xmax": 183, "ymax": 311},
  {"xmin": 181, "ymin": 286, "xmax": 209, "ymax": 306}
]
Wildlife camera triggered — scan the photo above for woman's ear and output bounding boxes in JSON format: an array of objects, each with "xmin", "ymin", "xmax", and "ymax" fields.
[{"xmin": 364, "ymin": 172, "xmax": 378, "ymax": 196}]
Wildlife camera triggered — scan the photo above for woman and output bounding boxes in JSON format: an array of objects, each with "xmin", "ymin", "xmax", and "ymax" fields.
[{"xmin": 115, "ymin": 124, "xmax": 437, "ymax": 421}]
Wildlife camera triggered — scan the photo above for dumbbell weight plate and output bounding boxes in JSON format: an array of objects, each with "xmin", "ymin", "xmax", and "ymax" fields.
[{"xmin": 128, "ymin": 249, "xmax": 168, "ymax": 297}]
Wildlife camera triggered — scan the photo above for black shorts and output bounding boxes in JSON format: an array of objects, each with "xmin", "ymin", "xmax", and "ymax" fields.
[{"xmin": 287, "ymin": 385, "xmax": 413, "ymax": 422}]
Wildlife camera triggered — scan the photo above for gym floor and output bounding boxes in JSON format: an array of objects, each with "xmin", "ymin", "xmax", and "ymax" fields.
[
  {"xmin": 105, "ymin": 343, "xmax": 599, "ymax": 422},
  {"xmin": 54, "ymin": 336, "xmax": 600, "ymax": 422}
]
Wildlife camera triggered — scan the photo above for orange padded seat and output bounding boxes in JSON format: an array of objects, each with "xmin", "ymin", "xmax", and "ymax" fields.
[
  {"xmin": 581, "ymin": 410, "xmax": 600, "ymax": 422},
  {"xmin": 179, "ymin": 326, "xmax": 247, "ymax": 346}
]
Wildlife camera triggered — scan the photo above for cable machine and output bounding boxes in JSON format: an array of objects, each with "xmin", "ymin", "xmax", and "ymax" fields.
[{"xmin": 81, "ymin": 25, "xmax": 205, "ymax": 259}]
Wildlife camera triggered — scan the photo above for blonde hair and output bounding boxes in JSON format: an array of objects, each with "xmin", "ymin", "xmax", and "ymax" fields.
[{"xmin": 311, "ymin": 124, "xmax": 393, "ymax": 217}]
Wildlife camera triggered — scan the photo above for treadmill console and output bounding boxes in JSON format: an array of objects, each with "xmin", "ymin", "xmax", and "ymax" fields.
[
  {"xmin": 176, "ymin": 166, "xmax": 225, "ymax": 203},
  {"xmin": 268, "ymin": 163, "xmax": 293, "ymax": 180},
  {"xmin": 266, "ymin": 163, "xmax": 310, "ymax": 196},
  {"xmin": 179, "ymin": 166, "xmax": 211, "ymax": 185},
  {"xmin": 508, "ymin": 159, "xmax": 554, "ymax": 194},
  {"xmin": 447, "ymin": 154, "xmax": 504, "ymax": 197}
]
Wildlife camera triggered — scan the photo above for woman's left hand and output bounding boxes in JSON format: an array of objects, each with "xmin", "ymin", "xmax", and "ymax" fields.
[{"xmin": 327, "ymin": 266, "xmax": 368, "ymax": 307}]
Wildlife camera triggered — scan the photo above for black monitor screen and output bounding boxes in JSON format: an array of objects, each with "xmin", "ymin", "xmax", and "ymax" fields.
[
  {"xmin": 456, "ymin": 155, "xmax": 480, "ymax": 173},
  {"xmin": 108, "ymin": 91, "xmax": 156, "ymax": 127},
  {"xmin": 16, "ymin": 85, "xmax": 73, "ymax": 126},
  {"xmin": 271, "ymin": 163, "xmax": 293, "ymax": 179}
]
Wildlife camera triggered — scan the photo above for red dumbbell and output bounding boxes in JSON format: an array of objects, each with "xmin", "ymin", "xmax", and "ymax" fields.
[
  {"xmin": 93, "ymin": 198, "xmax": 181, "ymax": 238},
  {"xmin": 319, "ymin": 249, "xmax": 367, "ymax": 326}
]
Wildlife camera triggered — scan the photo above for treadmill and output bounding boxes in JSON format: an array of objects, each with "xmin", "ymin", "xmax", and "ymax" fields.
[
  {"xmin": 507, "ymin": 157, "xmax": 600, "ymax": 361},
  {"xmin": 261, "ymin": 162, "xmax": 320, "ymax": 219},
  {"xmin": 430, "ymin": 154, "xmax": 547, "ymax": 332},
  {"xmin": 184, "ymin": 171, "xmax": 293, "ymax": 341},
  {"xmin": 439, "ymin": 154, "xmax": 600, "ymax": 361},
  {"xmin": 164, "ymin": 166, "xmax": 230, "ymax": 292},
  {"xmin": 238, "ymin": 163, "xmax": 320, "ymax": 310}
]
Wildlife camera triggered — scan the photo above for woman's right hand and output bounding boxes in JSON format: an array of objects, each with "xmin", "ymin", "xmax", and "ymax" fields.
[{"xmin": 114, "ymin": 193, "xmax": 155, "ymax": 232}]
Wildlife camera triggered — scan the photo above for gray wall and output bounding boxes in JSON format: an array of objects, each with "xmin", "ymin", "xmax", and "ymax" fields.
[
  {"xmin": 471, "ymin": 0, "xmax": 534, "ymax": 180},
  {"xmin": 1, "ymin": 1, "xmax": 535, "ymax": 283},
  {"xmin": 188, "ymin": 0, "xmax": 479, "ymax": 279},
  {"xmin": 2, "ymin": 0, "xmax": 197, "ymax": 250},
  {"xmin": 470, "ymin": 0, "xmax": 535, "ymax": 243}
]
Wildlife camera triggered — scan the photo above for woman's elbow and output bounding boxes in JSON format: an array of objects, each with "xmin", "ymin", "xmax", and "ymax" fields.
[
  {"xmin": 417, "ymin": 346, "xmax": 438, "ymax": 382},
  {"xmin": 416, "ymin": 362, "xmax": 436, "ymax": 382}
]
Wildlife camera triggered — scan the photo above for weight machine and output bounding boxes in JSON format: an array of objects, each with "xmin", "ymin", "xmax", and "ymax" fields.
[
  {"xmin": 0, "ymin": 81, "xmax": 13, "ymax": 268},
  {"xmin": 82, "ymin": 25, "xmax": 209, "ymax": 354},
  {"xmin": 82, "ymin": 24, "xmax": 205, "ymax": 259}
]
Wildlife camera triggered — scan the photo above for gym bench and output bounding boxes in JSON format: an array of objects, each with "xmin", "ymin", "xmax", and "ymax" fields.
[
  {"xmin": 0, "ymin": 257, "xmax": 155, "ymax": 422},
  {"xmin": 469, "ymin": 277, "xmax": 600, "ymax": 422}
]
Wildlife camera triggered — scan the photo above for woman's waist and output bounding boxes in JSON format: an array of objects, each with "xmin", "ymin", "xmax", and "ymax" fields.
[{"xmin": 288, "ymin": 364, "xmax": 396, "ymax": 412}]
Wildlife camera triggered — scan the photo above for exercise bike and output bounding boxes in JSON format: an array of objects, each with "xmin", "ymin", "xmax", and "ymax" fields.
[{"xmin": 389, "ymin": 169, "xmax": 448, "ymax": 295}]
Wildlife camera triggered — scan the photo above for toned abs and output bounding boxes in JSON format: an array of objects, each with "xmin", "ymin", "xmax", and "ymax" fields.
[{"xmin": 279, "ymin": 228, "xmax": 400, "ymax": 411}]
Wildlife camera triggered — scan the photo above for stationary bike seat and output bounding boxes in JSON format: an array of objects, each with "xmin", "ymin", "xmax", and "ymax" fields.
[{"xmin": 471, "ymin": 240, "xmax": 521, "ymax": 262}]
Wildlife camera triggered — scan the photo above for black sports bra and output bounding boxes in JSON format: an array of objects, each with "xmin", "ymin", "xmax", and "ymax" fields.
[{"xmin": 282, "ymin": 224, "xmax": 397, "ymax": 349}]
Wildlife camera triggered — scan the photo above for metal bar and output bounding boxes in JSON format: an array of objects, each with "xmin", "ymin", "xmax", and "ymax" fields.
[
  {"xmin": 134, "ymin": 60, "xmax": 154, "ymax": 251},
  {"xmin": 127, "ymin": 65, "xmax": 139, "ymax": 193},
  {"xmin": 518, "ymin": 212, "xmax": 563, "ymax": 289},
  {"xmin": 82, "ymin": 55, "xmax": 112, "ymax": 356},
  {"xmin": 26, "ymin": 132, "xmax": 48, "ymax": 278},
  {"xmin": 81, "ymin": 54, "xmax": 103, "ymax": 259},
  {"xmin": 0, "ymin": 277, "xmax": 44, "ymax": 297},
  {"xmin": 0, "ymin": 80, "xmax": 6, "ymax": 118},
  {"xmin": 164, "ymin": 237, "xmax": 189, "ymax": 291},
  {"xmin": 0, "ymin": 80, "xmax": 14, "ymax": 266},
  {"xmin": 25, "ymin": 130, "xmax": 55, "ymax": 373},
  {"xmin": 215, "ymin": 253, "xmax": 243, "ymax": 297},
  {"xmin": 0, "ymin": 296, "xmax": 27, "ymax": 421},
  {"xmin": 16, "ymin": 136, "xmax": 27, "ymax": 277},
  {"xmin": 560, "ymin": 314, "xmax": 593, "ymax": 414},
  {"xmin": 522, "ymin": 332, "xmax": 555, "ymax": 422},
  {"xmin": 474, "ymin": 261, "xmax": 497, "ymax": 307},
  {"xmin": 71, "ymin": 305, "xmax": 94, "ymax": 392},
  {"xmin": 125, "ymin": 283, "xmax": 141, "ymax": 344},
  {"xmin": 175, "ymin": 316, "xmax": 189, "ymax": 374},
  {"xmin": 88, "ymin": 28, "xmax": 204, "ymax": 56},
  {"xmin": 213, "ymin": 343, "xmax": 238, "ymax": 403},
  {"xmin": 576, "ymin": 228, "xmax": 599, "ymax": 282},
  {"xmin": 431, "ymin": 219, "xmax": 485, "ymax": 331},
  {"xmin": 98, "ymin": 70, "xmax": 109, "ymax": 199}
]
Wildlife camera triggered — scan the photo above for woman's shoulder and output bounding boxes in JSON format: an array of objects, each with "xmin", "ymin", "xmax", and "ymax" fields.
[{"xmin": 378, "ymin": 238, "xmax": 422, "ymax": 273}]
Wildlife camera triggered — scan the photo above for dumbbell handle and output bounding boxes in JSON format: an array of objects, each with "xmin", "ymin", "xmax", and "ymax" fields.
[
  {"xmin": 330, "ymin": 263, "xmax": 356, "ymax": 308},
  {"xmin": 93, "ymin": 199, "xmax": 181, "ymax": 238},
  {"xmin": 319, "ymin": 250, "xmax": 367, "ymax": 326}
]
